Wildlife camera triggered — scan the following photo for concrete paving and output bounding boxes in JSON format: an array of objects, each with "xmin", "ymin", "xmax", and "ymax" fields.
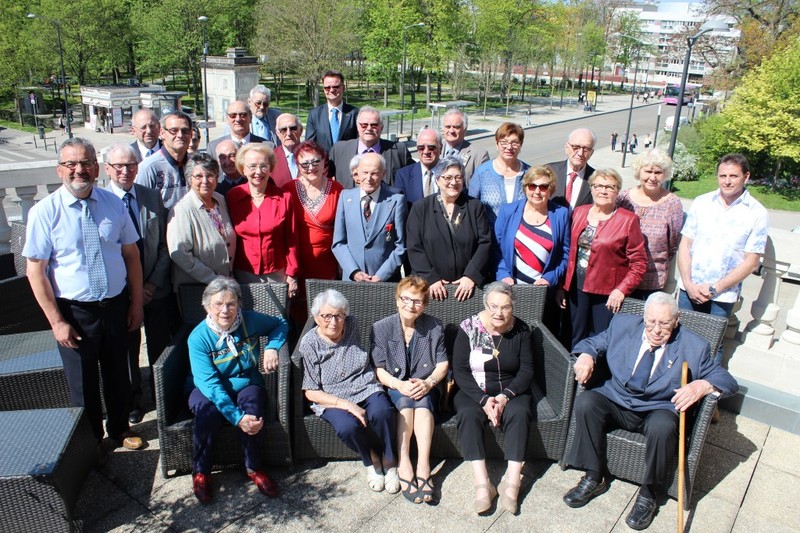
[{"xmin": 71, "ymin": 406, "xmax": 800, "ymax": 532}]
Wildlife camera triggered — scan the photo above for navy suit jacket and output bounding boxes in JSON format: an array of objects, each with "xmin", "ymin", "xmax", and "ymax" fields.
[
  {"xmin": 305, "ymin": 102, "xmax": 359, "ymax": 153},
  {"xmin": 331, "ymin": 185, "xmax": 407, "ymax": 281},
  {"xmin": 545, "ymin": 159, "xmax": 595, "ymax": 209},
  {"xmin": 329, "ymin": 139, "xmax": 413, "ymax": 188},
  {"xmin": 494, "ymin": 199, "xmax": 570, "ymax": 286},
  {"xmin": 573, "ymin": 314, "xmax": 738, "ymax": 413},
  {"xmin": 394, "ymin": 162, "xmax": 433, "ymax": 205},
  {"xmin": 370, "ymin": 313, "xmax": 447, "ymax": 380},
  {"xmin": 206, "ymin": 133, "xmax": 270, "ymax": 159}
]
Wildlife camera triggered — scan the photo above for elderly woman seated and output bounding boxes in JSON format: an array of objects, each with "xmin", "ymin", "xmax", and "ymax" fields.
[
  {"xmin": 298, "ymin": 289, "xmax": 399, "ymax": 493},
  {"xmin": 371, "ymin": 276, "xmax": 449, "ymax": 504},
  {"xmin": 453, "ymin": 281, "xmax": 534, "ymax": 516},
  {"xmin": 187, "ymin": 277, "xmax": 288, "ymax": 504}
]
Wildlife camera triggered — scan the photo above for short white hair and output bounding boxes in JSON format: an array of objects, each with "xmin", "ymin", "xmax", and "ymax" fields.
[
  {"xmin": 644, "ymin": 291, "xmax": 679, "ymax": 319},
  {"xmin": 250, "ymin": 85, "xmax": 271, "ymax": 101},
  {"xmin": 311, "ymin": 289, "xmax": 350, "ymax": 316}
]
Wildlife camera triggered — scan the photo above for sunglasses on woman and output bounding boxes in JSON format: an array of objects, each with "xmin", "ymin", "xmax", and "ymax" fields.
[{"xmin": 525, "ymin": 183, "xmax": 549, "ymax": 192}]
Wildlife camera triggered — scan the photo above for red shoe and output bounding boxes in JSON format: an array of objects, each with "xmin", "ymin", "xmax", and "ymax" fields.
[
  {"xmin": 248, "ymin": 470, "xmax": 278, "ymax": 497},
  {"xmin": 193, "ymin": 472, "xmax": 212, "ymax": 504}
]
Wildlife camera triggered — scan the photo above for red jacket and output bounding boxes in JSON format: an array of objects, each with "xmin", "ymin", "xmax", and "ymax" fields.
[
  {"xmin": 227, "ymin": 183, "xmax": 300, "ymax": 277},
  {"xmin": 563, "ymin": 204, "xmax": 647, "ymax": 295}
]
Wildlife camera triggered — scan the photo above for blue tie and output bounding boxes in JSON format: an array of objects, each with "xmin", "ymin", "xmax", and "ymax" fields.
[
  {"xmin": 627, "ymin": 346, "xmax": 657, "ymax": 394},
  {"xmin": 288, "ymin": 152, "xmax": 298, "ymax": 178},
  {"xmin": 145, "ymin": 148, "xmax": 154, "ymax": 157},
  {"xmin": 330, "ymin": 108, "xmax": 340, "ymax": 143},
  {"xmin": 80, "ymin": 199, "xmax": 108, "ymax": 300}
]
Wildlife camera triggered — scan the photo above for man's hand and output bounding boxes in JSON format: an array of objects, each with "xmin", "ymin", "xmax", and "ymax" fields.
[
  {"xmin": 574, "ymin": 354, "xmax": 595, "ymax": 385},
  {"xmin": 127, "ymin": 303, "xmax": 144, "ymax": 332},
  {"xmin": 353, "ymin": 271, "xmax": 372, "ymax": 282},
  {"xmin": 262, "ymin": 348, "xmax": 279, "ymax": 373},
  {"xmin": 142, "ymin": 281, "xmax": 157, "ymax": 305},
  {"xmin": 672, "ymin": 379, "xmax": 714, "ymax": 412},
  {"xmin": 53, "ymin": 320, "xmax": 82, "ymax": 349}
]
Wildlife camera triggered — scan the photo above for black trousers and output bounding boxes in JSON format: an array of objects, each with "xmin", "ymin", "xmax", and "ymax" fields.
[
  {"xmin": 454, "ymin": 390, "xmax": 532, "ymax": 462},
  {"xmin": 566, "ymin": 390, "xmax": 678, "ymax": 486},
  {"xmin": 56, "ymin": 291, "xmax": 132, "ymax": 440},
  {"xmin": 127, "ymin": 293, "xmax": 178, "ymax": 407},
  {"xmin": 569, "ymin": 287, "xmax": 614, "ymax": 350}
]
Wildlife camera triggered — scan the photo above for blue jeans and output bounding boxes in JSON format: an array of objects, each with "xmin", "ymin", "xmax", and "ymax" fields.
[{"xmin": 678, "ymin": 290, "xmax": 734, "ymax": 363}]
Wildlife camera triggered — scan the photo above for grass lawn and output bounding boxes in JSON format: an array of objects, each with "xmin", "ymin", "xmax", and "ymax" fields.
[
  {"xmin": 0, "ymin": 119, "xmax": 39, "ymax": 134},
  {"xmin": 672, "ymin": 177, "xmax": 800, "ymax": 212}
]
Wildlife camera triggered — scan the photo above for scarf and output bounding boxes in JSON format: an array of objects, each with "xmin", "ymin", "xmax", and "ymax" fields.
[{"xmin": 206, "ymin": 311, "xmax": 243, "ymax": 356}]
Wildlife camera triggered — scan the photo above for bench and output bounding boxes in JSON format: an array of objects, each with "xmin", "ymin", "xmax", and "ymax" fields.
[{"xmin": 291, "ymin": 280, "xmax": 575, "ymax": 463}]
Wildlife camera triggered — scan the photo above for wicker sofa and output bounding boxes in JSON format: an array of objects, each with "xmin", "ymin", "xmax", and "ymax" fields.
[
  {"xmin": 153, "ymin": 282, "xmax": 293, "ymax": 477},
  {"xmin": 291, "ymin": 279, "xmax": 576, "ymax": 464},
  {"xmin": 560, "ymin": 297, "xmax": 729, "ymax": 509},
  {"xmin": 0, "ymin": 222, "xmax": 49, "ymax": 335}
]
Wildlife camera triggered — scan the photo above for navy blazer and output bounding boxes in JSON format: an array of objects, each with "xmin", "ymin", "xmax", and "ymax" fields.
[
  {"xmin": 394, "ymin": 162, "xmax": 430, "ymax": 205},
  {"xmin": 331, "ymin": 185, "xmax": 407, "ymax": 281},
  {"xmin": 206, "ymin": 133, "xmax": 271, "ymax": 159},
  {"xmin": 545, "ymin": 159, "xmax": 595, "ymax": 209},
  {"xmin": 305, "ymin": 102, "xmax": 359, "ymax": 153},
  {"xmin": 370, "ymin": 313, "xmax": 447, "ymax": 380},
  {"xmin": 329, "ymin": 138, "xmax": 413, "ymax": 188},
  {"xmin": 573, "ymin": 314, "xmax": 738, "ymax": 413},
  {"xmin": 494, "ymin": 199, "xmax": 570, "ymax": 286}
]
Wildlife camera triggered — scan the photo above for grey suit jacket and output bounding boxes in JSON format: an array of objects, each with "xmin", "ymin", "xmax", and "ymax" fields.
[
  {"xmin": 448, "ymin": 140, "xmax": 489, "ymax": 186},
  {"xmin": 329, "ymin": 139, "xmax": 413, "ymax": 188},
  {"xmin": 331, "ymin": 185, "xmax": 407, "ymax": 281},
  {"xmin": 545, "ymin": 159, "xmax": 595, "ymax": 209},
  {"xmin": 130, "ymin": 140, "xmax": 161, "ymax": 161},
  {"xmin": 206, "ymin": 133, "xmax": 272, "ymax": 159},
  {"xmin": 370, "ymin": 313, "xmax": 448, "ymax": 380}
]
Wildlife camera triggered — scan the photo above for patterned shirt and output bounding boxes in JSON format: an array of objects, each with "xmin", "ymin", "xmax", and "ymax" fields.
[
  {"xmin": 513, "ymin": 217, "xmax": 553, "ymax": 284},
  {"xmin": 678, "ymin": 188, "xmax": 768, "ymax": 303}
]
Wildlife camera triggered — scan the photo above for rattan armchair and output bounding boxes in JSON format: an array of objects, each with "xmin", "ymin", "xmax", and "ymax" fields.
[
  {"xmin": 291, "ymin": 279, "xmax": 575, "ymax": 463},
  {"xmin": 0, "ymin": 222, "xmax": 49, "ymax": 335},
  {"xmin": 153, "ymin": 282, "xmax": 293, "ymax": 477},
  {"xmin": 560, "ymin": 297, "xmax": 729, "ymax": 508}
]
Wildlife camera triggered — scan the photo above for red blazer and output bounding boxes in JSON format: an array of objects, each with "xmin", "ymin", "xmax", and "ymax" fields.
[
  {"xmin": 227, "ymin": 183, "xmax": 300, "ymax": 277},
  {"xmin": 563, "ymin": 204, "xmax": 647, "ymax": 295},
  {"xmin": 270, "ymin": 147, "xmax": 294, "ymax": 189}
]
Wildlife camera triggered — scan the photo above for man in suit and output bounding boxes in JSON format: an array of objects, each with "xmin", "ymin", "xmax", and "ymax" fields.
[
  {"xmin": 248, "ymin": 84, "xmax": 281, "ymax": 146},
  {"xmin": 332, "ymin": 153, "xmax": 407, "ymax": 282},
  {"xmin": 104, "ymin": 143, "xmax": 173, "ymax": 424},
  {"xmin": 130, "ymin": 109, "xmax": 161, "ymax": 160},
  {"xmin": 270, "ymin": 113, "xmax": 304, "ymax": 187},
  {"xmin": 394, "ymin": 128, "xmax": 442, "ymax": 205},
  {"xmin": 441, "ymin": 108, "xmax": 489, "ymax": 186},
  {"xmin": 546, "ymin": 128, "xmax": 597, "ymax": 210},
  {"xmin": 329, "ymin": 106, "xmax": 413, "ymax": 188},
  {"xmin": 214, "ymin": 139, "xmax": 246, "ymax": 197},
  {"xmin": 305, "ymin": 70, "xmax": 359, "ymax": 153},
  {"xmin": 206, "ymin": 100, "xmax": 270, "ymax": 159},
  {"xmin": 562, "ymin": 292, "xmax": 738, "ymax": 530}
]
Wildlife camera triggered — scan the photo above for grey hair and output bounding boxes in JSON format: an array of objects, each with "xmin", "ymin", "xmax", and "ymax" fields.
[
  {"xmin": 60, "ymin": 137, "xmax": 97, "ymax": 160},
  {"xmin": 417, "ymin": 127, "xmax": 442, "ymax": 146},
  {"xmin": 632, "ymin": 148, "xmax": 673, "ymax": 182},
  {"xmin": 250, "ymin": 84, "xmax": 271, "ymax": 101},
  {"xmin": 201, "ymin": 276, "xmax": 242, "ymax": 308},
  {"xmin": 443, "ymin": 108, "xmax": 468, "ymax": 129},
  {"xmin": 105, "ymin": 142, "xmax": 141, "ymax": 163},
  {"xmin": 185, "ymin": 153, "xmax": 220, "ymax": 179},
  {"xmin": 311, "ymin": 289, "xmax": 350, "ymax": 316},
  {"xmin": 483, "ymin": 281, "xmax": 516, "ymax": 310},
  {"xmin": 349, "ymin": 154, "xmax": 362, "ymax": 173},
  {"xmin": 588, "ymin": 168, "xmax": 623, "ymax": 191},
  {"xmin": 644, "ymin": 291, "xmax": 679, "ymax": 319},
  {"xmin": 567, "ymin": 127, "xmax": 597, "ymax": 146},
  {"xmin": 434, "ymin": 156, "xmax": 465, "ymax": 177},
  {"xmin": 160, "ymin": 110, "xmax": 193, "ymax": 129},
  {"xmin": 357, "ymin": 106, "xmax": 384, "ymax": 127}
]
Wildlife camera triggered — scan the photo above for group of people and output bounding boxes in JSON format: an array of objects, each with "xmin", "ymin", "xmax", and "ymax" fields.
[{"xmin": 22, "ymin": 68, "xmax": 766, "ymax": 526}]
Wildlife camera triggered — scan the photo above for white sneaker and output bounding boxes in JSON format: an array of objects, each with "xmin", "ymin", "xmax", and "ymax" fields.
[
  {"xmin": 366, "ymin": 466, "xmax": 385, "ymax": 492},
  {"xmin": 384, "ymin": 467, "xmax": 400, "ymax": 494}
]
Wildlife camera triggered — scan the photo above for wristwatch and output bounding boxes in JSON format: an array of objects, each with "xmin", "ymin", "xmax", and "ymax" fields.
[{"xmin": 709, "ymin": 285, "xmax": 718, "ymax": 297}]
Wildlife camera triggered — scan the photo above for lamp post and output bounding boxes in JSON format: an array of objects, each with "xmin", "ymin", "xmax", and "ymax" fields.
[
  {"xmin": 616, "ymin": 33, "xmax": 645, "ymax": 168},
  {"xmin": 666, "ymin": 20, "xmax": 729, "ymax": 161},
  {"xmin": 27, "ymin": 13, "xmax": 72, "ymax": 139},
  {"xmin": 400, "ymin": 22, "xmax": 425, "ymax": 135},
  {"xmin": 198, "ymin": 16, "xmax": 210, "ymax": 147}
]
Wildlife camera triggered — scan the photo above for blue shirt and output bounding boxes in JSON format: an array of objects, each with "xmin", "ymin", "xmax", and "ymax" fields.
[
  {"xmin": 23, "ymin": 185, "xmax": 140, "ymax": 301},
  {"xmin": 250, "ymin": 116, "xmax": 274, "ymax": 144}
]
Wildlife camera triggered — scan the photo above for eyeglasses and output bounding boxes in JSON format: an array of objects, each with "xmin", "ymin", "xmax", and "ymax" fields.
[
  {"xmin": 416, "ymin": 144, "xmax": 439, "ymax": 152},
  {"xmin": 358, "ymin": 122, "xmax": 381, "ymax": 129},
  {"xmin": 211, "ymin": 301, "xmax": 238, "ymax": 311},
  {"xmin": 319, "ymin": 313, "xmax": 346, "ymax": 322},
  {"xmin": 277, "ymin": 125, "xmax": 300, "ymax": 134},
  {"xmin": 250, "ymin": 99, "xmax": 269, "ymax": 107},
  {"xmin": 644, "ymin": 319, "xmax": 675, "ymax": 331},
  {"xmin": 488, "ymin": 304, "xmax": 513, "ymax": 313},
  {"xmin": 399, "ymin": 295, "xmax": 425, "ymax": 308},
  {"xmin": 165, "ymin": 127, "xmax": 192, "ymax": 136},
  {"xmin": 107, "ymin": 162, "xmax": 138, "ymax": 171},
  {"xmin": 191, "ymin": 174, "xmax": 217, "ymax": 182},
  {"xmin": 498, "ymin": 140, "xmax": 521, "ymax": 149},
  {"xmin": 323, "ymin": 85, "xmax": 342, "ymax": 92},
  {"xmin": 568, "ymin": 144, "xmax": 594, "ymax": 153},
  {"xmin": 298, "ymin": 159, "xmax": 322, "ymax": 169},
  {"xmin": 59, "ymin": 160, "xmax": 96, "ymax": 169},
  {"xmin": 227, "ymin": 112, "xmax": 250, "ymax": 119},
  {"xmin": 526, "ymin": 182, "xmax": 550, "ymax": 192},
  {"xmin": 438, "ymin": 174, "xmax": 463, "ymax": 183},
  {"xmin": 244, "ymin": 163, "xmax": 270, "ymax": 172},
  {"xmin": 590, "ymin": 183, "xmax": 618, "ymax": 192}
]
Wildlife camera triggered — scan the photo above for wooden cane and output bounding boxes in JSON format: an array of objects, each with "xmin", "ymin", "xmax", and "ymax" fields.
[{"xmin": 677, "ymin": 361, "xmax": 689, "ymax": 533}]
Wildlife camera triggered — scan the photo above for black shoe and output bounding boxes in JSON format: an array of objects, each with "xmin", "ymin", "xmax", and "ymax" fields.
[
  {"xmin": 563, "ymin": 476, "xmax": 607, "ymax": 508},
  {"xmin": 625, "ymin": 494, "xmax": 657, "ymax": 530},
  {"xmin": 128, "ymin": 408, "xmax": 144, "ymax": 425}
]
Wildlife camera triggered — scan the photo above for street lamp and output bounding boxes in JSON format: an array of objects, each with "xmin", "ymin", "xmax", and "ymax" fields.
[
  {"xmin": 666, "ymin": 20, "xmax": 729, "ymax": 161},
  {"xmin": 198, "ymin": 16, "xmax": 210, "ymax": 147},
  {"xmin": 400, "ymin": 22, "xmax": 425, "ymax": 134},
  {"xmin": 27, "ymin": 13, "xmax": 72, "ymax": 139},
  {"xmin": 615, "ymin": 33, "xmax": 645, "ymax": 168}
]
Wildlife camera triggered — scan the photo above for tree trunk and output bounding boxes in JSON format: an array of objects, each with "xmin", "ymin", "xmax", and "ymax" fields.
[{"xmin": 772, "ymin": 158, "xmax": 782, "ymax": 191}]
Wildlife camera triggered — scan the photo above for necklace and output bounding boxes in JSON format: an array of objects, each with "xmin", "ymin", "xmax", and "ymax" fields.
[{"xmin": 491, "ymin": 334, "xmax": 502, "ymax": 357}]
